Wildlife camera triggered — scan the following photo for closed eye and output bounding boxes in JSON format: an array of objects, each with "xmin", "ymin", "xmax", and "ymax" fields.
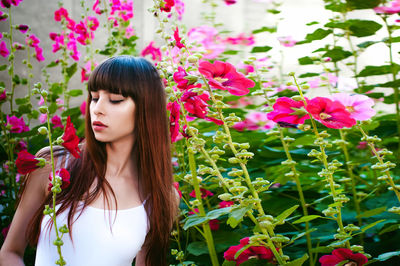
[{"xmin": 110, "ymin": 99, "xmax": 124, "ymax": 104}]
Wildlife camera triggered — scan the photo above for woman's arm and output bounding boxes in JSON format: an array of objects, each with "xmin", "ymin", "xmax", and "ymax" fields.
[{"xmin": 0, "ymin": 149, "xmax": 52, "ymax": 265}]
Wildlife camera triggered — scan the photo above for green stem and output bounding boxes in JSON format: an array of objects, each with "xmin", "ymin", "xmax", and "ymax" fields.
[
  {"xmin": 8, "ymin": 7, "xmax": 15, "ymax": 114},
  {"xmin": 187, "ymin": 148, "xmax": 219, "ymax": 266}
]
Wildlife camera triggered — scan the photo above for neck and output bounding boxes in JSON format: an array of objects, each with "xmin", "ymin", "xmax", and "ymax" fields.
[{"xmin": 105, "ymin": 137, "xmax": 136, "ymax": 179}]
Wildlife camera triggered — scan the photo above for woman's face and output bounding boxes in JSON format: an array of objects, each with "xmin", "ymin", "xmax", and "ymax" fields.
[{"xmin": 89, "ymin": 90, "xmax": 136, "ymax": 143}]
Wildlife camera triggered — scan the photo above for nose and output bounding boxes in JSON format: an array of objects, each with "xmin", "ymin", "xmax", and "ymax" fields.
[{"xmin": 92, "ymin": 96, "xmax": 106, "ymax": 115}]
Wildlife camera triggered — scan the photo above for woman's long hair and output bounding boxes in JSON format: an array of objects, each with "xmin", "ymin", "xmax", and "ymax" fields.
[{"xmin": 25, "ymin": 56, "xmax": 176, "ymax": 265}]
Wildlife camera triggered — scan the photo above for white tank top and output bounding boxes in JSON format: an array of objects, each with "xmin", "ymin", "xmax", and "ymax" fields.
[{"xmin": 35, "ymin": 154, "xmax": 148, "ymax": 266}]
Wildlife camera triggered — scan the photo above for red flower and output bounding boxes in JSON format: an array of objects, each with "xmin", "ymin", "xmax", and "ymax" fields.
[
  {"xmin": 199, "ymin": 61, "xmax": 254, "ymax": 96},
  {"xmin": 16, "ymin": 24, "xmax": 29, "ymax": 34},
  {"xmin": 80, "ymin": 101, "xmax": 86, "ymax": 116},
  {"xmin": 319, "ymin": 248, "xmax": 368, "ymax": 266},
  {"xmin": 181, "ymin": 91, "xmax": 209, "ymax": 119},
  {"xmin": 173, "ymin": 182, "xmax": 182, "ymax": 198},
  {"xmin": 140, "ymin": 41, "xmax": 162, "ymax": 61},
  {"xmin": 48, "ymin": 168, "xmax": 71, "ymax": 191},
  {"xmin": 204, "ymin": 116, "xmax": 224, "ymax": 125},
  {"xmin": 224, "ymin": 0, "xmax": 237, "ymax": 5},
  {"xmin": 15, "ymin": 140, "xmax": 27, "ymax": 153},
  {"xmin": 16, "ymin": 150, "xmax": 41, "ymax": 175},
  {"xmin": 174, "ymin": 27, "xmax": 184, "ymax": 49},
  {"xmin": 1, "ymin": 224, "xmax": 10, "ymax": 240},
  {"xmin": 62, "ymin": 116, "xmax": 81, "ymax": 158},
  {"xmin": 209, "ymin": 219, "xmax": 219, "ymax": 231},
  {"xmin": 0, "ymin": 89, "xmax": 6, "ymax": 102},
  {"xmin": 160, "ymin": 0, "xmax": 175, "ymax": 12},
  {"xmin": 173, "ymin": 67, "xmax": 201, "ymax": 91},
  {"xmin": 306, "ymin": 97, "xmax": 356, "ymax": 129},
  {"xmin": 189, "ymin": 188, "xmax": 214, "ymax": 199},
  {"xmin": 167, "ymin": 101, "xmax": 181, "ymax": 143},
  {"xmin": 219, "ymin": 201, "xmax": 234, "ymax": 208},
  {"xmin": 267, "ymin": 97, "xmax": 310, "ymax": 124},
  {"xmin": 224, "ymin": 237, "xmax": 275, "ymax": 265},
  {"xmin": 54, "ymin": 7, "xmax": 69, "ymax": 22}
]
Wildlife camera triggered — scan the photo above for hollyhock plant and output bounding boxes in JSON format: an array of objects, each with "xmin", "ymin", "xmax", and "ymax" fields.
[
  {"xmin": 199, "ymin": 60, "xmax": 255, "ymax": 96},
  {"xmin": 189, "ymin": 188, "xmax": 214, "ymax": 199},
  {"xmin": 62, "ymin": 116, "xmax": 81, "ymax": 158},
  {"xmin": 181, "ymin": 91, "xmax": 209, "ymax": 119},
  {"xmin": 173, "ymin": 27, "xmax": 185, "ymax": 49},
  {"xmin": 319, "ymin": 248, "xmax": 368, "ymax": 266},
  {"xmin": 110, "ymin": 0, "xmax": 134, "ymax": 21},
  {"xmin": 51, "ymin": 115, "xmax": 64, "ymax": 129},
  {"xmin": 15, "ymin": 150, "xmax": 41, "ymax": 175},
  {"xmin": 306, "ymin": 97, "xmax": 356, "ymax": 129},
  {"xmin": 0, "ymin": 11, "xmax": 7, "ymax": 21},
  {"xmin": 233, "ymin": 111, "xmax": 276, "ymax": 131},
  {"xmin": 0, "ymin": 89, "xmax": 6, "ymax": 102},
  {"xmin": 0, "ymin": 41, "xmax": 10, "ymax": 58},
  {"xmin": 6, "ymin": 115, "xmax": 29, "ymax": 133},
  {"xmin": 25, "ymin": 34, "xmax": 45, "ymax": 62},
  {"xmin": 277, "ymin": 36, "xmax": 297, "ymax": 47},
  {"xmin": 48, "ymin": 168, "xmax": 71, "ymax": 191},
  {"xmin": 81, "ymin": 61, "xmax": 97, "ymax": 82},
  {"xmin": 160, "ymin": 0, "xmax": 175, "ymax": 12},
  {"xmin": 187, "ymin": 25, "xmax": 226, "ymax": 59},
  {"xmin": 267, "ymin": 97, "xmax": 310, "ymax": 124},
  {"xmin": 331, "ymin": 93, "xmax": 376, "ymax": 121},
  {"xmin": 0, "ymin": 0, "xmax": 22, "ymax": 8},
  {"xmin": 15, "ymin": 140, "xmax": 27, "ymax": 153},
  {"xmin": 224, "ymin": 237, "xmax": 275, "ymax": 265},
  {"xmin": 141, "ymin": 41, "xmax": 162, "ymax": 61},
  {"xmin": 174, "ymin": 0, "xmax": 184, "ymax": 20},
  {"xmin": 167, "ymin": 101, "xmax": 181, "ymax": 143}
]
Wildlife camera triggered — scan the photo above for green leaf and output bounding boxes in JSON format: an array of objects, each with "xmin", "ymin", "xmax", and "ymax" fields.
[
  {"xmin": 250, "ymin": 46, "xmax": 272, "ymax": 53},
  {"xmin": 360, "ymin": 219, "xmax": 386, "ymax": 233},
  {"xmin": 379, "ymin": 224, "xmax": 400, "ymax": 235},
  {"xmin": 328, "ymin": 237, "xmax": 352, "ymax": 247},
  {"xmin": 346, "ymin": 20, "xmax": 382, "ymax": 37},
  {"xmin": 48, "ymin": 102, "xmax": 58, "ymax": 115},
  {"xmin": 222, "ymin": 260, "xmax": 237, "ymax": 266},
  {"xmin": 322, "ymin": 47, "xmax": 352, "ymax": 62},
  {"xmin": 377, "ymin": 251, "xmax": 400, "ymax": 261},
  {"xmin": 183, "ymin": 215, "xmax": 207, "ymax": 230},
  {"xmin": 227, "ymin": 205, "xmax": 252, "ymax": 228},
  {"xmin": 0, "ymin": 65, "xmax": 7, "ymax": 71},
  {"xmin": 306, "ymin": 21, "xmax": 319, "ymax": 26},
  {"xmin": 50, "ymin": 82, "xmax": 63, "ymax": 95},
  {"xmin": 284, "ymin": 253, "xmax": 309, "ymax": 266},
  {"xmin": 310, "ymin": 246, "xmax": 332, "ymax": 253},
  {"xmin": 15, "ymin": 97, "xmax": 29, "ymax": 105},
  {"xmin": 346, "ymin": 0, "xmax": 382, "ymax": 10},
  {"xmin": 187, "ymin": 241, "xmax": 209, "ymax": 256},
  {"xmin": 357, "ymin": 64, "xmax": 400, "ymax": 77},
  {"xmin": 222, "ymin": 50, "xmax": 239, "ymax": 55},
  {"xmin": 206, "ymin": 207, "xmax": 232, "ymax": 220},
  {"xmin": 357, "ymin": 41, "xmax": 377, "ymax": 49},
  {"xmin": 67, "ymin": 89, "xmax": 83, "ymax": 97},
  {"xmin": 379, "ymin": 79, "xmax": 400, "ymax": 88},
  {"xmin": 356, "ymin": 206, "xmax": 386, "ymax": 218},
  {"xmin": 252, "ymin": 26, "xmax": 276, "ymax": 34},
  {"xmin": 66, "ymin": 63, "xmax": 77, "ymax": 79},
  {"xmin": 298, "ymin": 72, "xmax": 320, "ymax": 78},
  {"xmin": 290, "ymin": 228, "xmax": 318, "ymax": 243},
  {"xmin": 292, "ymin": 215, "xmax": 321, "ymax": 224},
  {"xmin": 298, "ymin": 56, "xmax": 315, "ymax": 65},
  {"xmin": 46, "ymin": 61, "xmax": 59, "ymax": 68},
  {"xmin": 303, "ymin": 28, "xmax": 333, "ymax": 43},
  {"xmin": 274, "ymin": 205, "xmax": 299, "ymax": 225}
]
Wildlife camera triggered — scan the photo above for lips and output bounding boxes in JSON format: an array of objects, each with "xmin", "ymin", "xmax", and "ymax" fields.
[{"xmin": 93, "ymin": 121, "xmax": 107, "ymax": 127}]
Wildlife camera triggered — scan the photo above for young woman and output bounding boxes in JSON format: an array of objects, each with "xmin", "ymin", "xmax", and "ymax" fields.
[{"xmin": 0, "ymin": 56, "xmax": 178, "ymax": 265}]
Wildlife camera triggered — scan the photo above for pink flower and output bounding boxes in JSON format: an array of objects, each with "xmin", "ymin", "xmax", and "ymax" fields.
[
  {"xmin": 51, "ymin": 115, "xmax": 64, "ymax": 129},
  {"xmin": 374, "ymin": 0, "xmax": 400, "ymax": 14},
  {"xmin": 54, "ymin": 7, "xmax": 68, "ymax": 21},
  {"xmin": 181, "ymin": 91, "xmax": 209, "ymax": 119},
  {"xmin": 319, "ymin": 248, "xmax": 368, "ymax": 266},
  {"xmin": 225, "ymin": 33, "xmax": 255, "ymax": 46},
  {"xmin": 209, "ymin": 219, "xmax": 219, "ymax": 231},
  {"xmin": 48, "ymin": 168, "xmax": 71, "ymax": 191},
  {"xmin": 277, "ymin": 36, "xmax": 297, "ymax": 47},
  {"xmin": 38, "ymin": 96, "xmax": 44, "ymax": 106},
  {"xmin": 92, "ymin": 0, "xmax": 102, "ymax": 14},
  {"xmin": 174, "ymin": 27, "xmax": 184, "ymax": 49},
  {"xmin": 204, "ymin": 116, "xmax": 224, "ymax": 125},
  {"xmin": 141, "ymin": 41, "xmax": 162, "ymax": 62},
  {"xmin": 0, "ymin": 0, "xmax": 22, "ymax": 8},
  {"xmin": 0, "ymin": 41, "xmax": 9, "ymax": 57},
  {"xmin": 39, "ymin": 113, "xmax": 47, "ymax": 124},
  {"xmin": 187, "ymin": 26, "xmax": 226, "ymax": 59},
  {"xmin": 66, "ymin": 33, "xmax": 80, "ymax": 61},
  {"xmin": 16, "ymin": 24, "xmax": 29, "ymax": 34},
  {"xmin": 173, "ymin": 182, "xmax": 182, "ymax": 198},
  {"xmin": 49, "ymin": 32, "xmax": 64, "ymax": 53},
  {"xmin": 356, "ymin": 141, "xmax": 367, "ymax": 149},
  {"xmin": 234, "ymin": 111, "xmax": 276, "ymax": 131},
  {"xmin": 0, "ymin": 10, "xmax": 8, "ymax": 21},
  {"xmin": 12, "ymin": 42, "xmax": 24, "ymax": 50},
  {"xmin": 81, "ymin": 61, "xmax": 97, "ymax": 82},
  {"xmin": 86, "ymin": 16, "xmax": 99, "ymax": 31},
  {"xmin": 219, "ymin": 201, "xmax": 234, "ymax": 208},
  {"xmin": 189, "ymin": 188, "xmax": 214, "ymax": 199},
  {"xmin": 34, "ymin": 46, "xmax": 45, "ymax": 61},
  {"xmin": 224, "ymin": 0, "xmax": 237, "ymax": 5},
  {"xmin": 175, "ymin": 0, "xmax": 184, "ymax": 20},
  {"xmin": 224, "ymin": 237, "xmax": 275, "ymax": 265},
  {"xmin": 160, "ymin": 0, "xmax": 175, "ymax": 12},
  {"xmin": 0, "ymin": 89, "xmax": 6, "ymax": 102},
  {"xmin": 80, "ymin": 101, "xmax": 86, "ymax": 116},
  {"xmin": 306, "ymin": 97, "xmax": 356, "ymax": 129},
  {"xmin": 307, "ymin": 73, "xmax": 338, "ymax": 89},
  {"xmin": 331, "ymin": 93, "xmax": 375, "ymax": 121},
  {"xmin": 267, "ymin": 97, "xmax": 310, "ymax": 124},
  {"xmin": 125, "ymin": 25, "xmax": 135, "ymax": 38},
  {"xmin": 110, "ymin": 0, "xmax": 134, "ymax": 21},
  {"xmin": 199, "ymin": 60, "xmax": 255, "ymax": 96},
  {"xmin": 167, "ymin": 101, "xmax": 180, "ymax": 143},
  {"xmin": 6, "ymin": 115, "xmax": 29, "ymax": 133}
]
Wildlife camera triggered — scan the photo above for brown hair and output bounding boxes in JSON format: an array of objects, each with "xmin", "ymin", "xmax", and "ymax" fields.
[{"xmin": 25, "ymin": 56, "xmax": 176, "ymax": 265}]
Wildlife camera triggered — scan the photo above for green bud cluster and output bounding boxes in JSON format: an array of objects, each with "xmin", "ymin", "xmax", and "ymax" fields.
[
  {"xmin": 281, "ymin": 159, "xmax": 297, "ymax": 167},
  {"xmin": 218, "ymin": 193, "xmax": 233, "ymax": 201},
  {"xmin": 371, "ymin": 161, "xmax": 396, "ymax": 172},
  {"xmin": 43, "ymin": 205, "xmax": 53, "ymax": 215},
  {"xmin": 344, "ymin": 224, "xmax": 360, "ymax": 232},
  {"xmin": 322, "ymin": 207, "xmax": 338, "ymax": 217},
  {"xmin": 228, "ymin": 168, "xmax": 244, "ymax": 177},
  {"xmin": 314, "ymin": 137, "xmax": 332, "ymax": 148},
  {"xmin": 212, "ymin": 130, "xmax": 228, "ymax": 143},
  {"xmin": 388, "ymin": 206, "xmax": 400, "ymax": 214},
  {"xmin": 271, "ymin": 235, "xmax": 290, "ymax": 243},
  {"xmin": 59, "ymin": 225, "xmax": 69, "ymax": 234},
  {"xmin": 361, "ymin": 135, "xmax": 381, "ymax": 143}
]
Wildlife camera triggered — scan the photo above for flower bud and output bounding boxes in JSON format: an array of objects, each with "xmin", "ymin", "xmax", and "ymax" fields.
[
  {"xmin": 38, "ymin": 126, "xmax": 48, "ymax": 135},
  {"xmin": 187, "ymin": 55, "xmax": 198, "ymax": 63},
  {"xmin": 218, "ymin": 193, "xmax": 233, "ymax": 201},
  {"xmin": 59, "ymin": 225, "xmax": 69, "ymax": 233},
  {"xmin": 39, "ymin": 106, "xmax": 48, "ymax": 114}
]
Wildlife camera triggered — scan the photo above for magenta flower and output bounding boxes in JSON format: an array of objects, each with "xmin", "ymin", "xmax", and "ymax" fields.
[
  {"xmin": 219, "ymin": 201, "xmax": 234, "ymax": 208},
  {"xmin": 0, "ymin": 0, "xmax": 22, "ymax": 8},
  {"xmin": 0, "ymin": 41, "xmax": 9, "ymax": 58},
  {"xmin": 62, "ymin": 116, "xmax": 81, "ymax": 158},
  {"xmin": 54, "ymin": 7, "xmax": 68, "ymax": 21},
  {"xmin": 331, "ymin": 93, "xmax": 375, "ymax": 121},
  {"xmin": 188, "ymin": 25, "xmax": 226, "ymax": 59},
  {"xmin": 225, "ymin": 33, "xmax": 255, "ymax": 46},
  {"xmin": 175, "ymin": 0, "xmax": 184, "ymax": 20},
  {"xmin": 199, "ymin": 60, "xmax": 255, "ymax": 96},
  {"xmin": 86, "ymin": 16, "xmax": 99, "ymax": 31},
  {"xmin": 66, "ymin": 33, "xmax": 80, "ymax": 61},
  {"xmin": 6, "ymin": 115, "xmax": 29, "ymax": 133},
  {"xmin": 92, "ymin": 0, "xmax": 102, "ymax": 14},
  {"xmin": 80, "ymin": 101, "xmax": 86, "ymax": 116},
  {"xmin": 277, "ymin": 36, "xmax": 297, "ymax": 47},
  {"xmin": 160, "ymin": 0, "xmax": 175, "ymax": 12},
  {"xmin": 374, "ymin": 0, "xmax": 400, "ymax": 14},
  {"xmin": 181, "ymin": 91, "xmax": 209, "ymax": 119},
  {"xmin": 51, "ymin": 115, "xmax": 64, "ymax": 129},
  {"xmin": 224, "ymin": 237, "xmax": 275, "ymax": 265},
  {"xmin": 15, "ymin": 140, "xmax": 27, "ymax": 153},
  {"xmin": 49, "ymin": 32, "xmax": 64, "ymax": 53},
  {"xmin": 173, "ymin": 182, "xmax": 182, "ymax": 198},
  {"xmin": 0, "ymin": 10, "xmax": 7, "ymax": 21},
  {"xmin": 141, "ymin": 41, "xmax": 162, "ymax": 62},
  {"xmin": 25, "ymin": 34, "xmax": 45, "ymax": 62},
  {"xmin": 12, "ymin": 42, "xmax": 24, "ymax": 50},
  {"xmin": 0, "ymin": 89, "xmax": 6, "ymax": 102},
  {"xmin": 234, "ymin": 111, "xmax": 276, "ymax": 131},
  {"xmin": 167, "ymin": 101, "xmax": 180, "ymax": 143},
  {"xmin": 16, "ymin": 24, "xmax": 29, "ymax": 34},
  {"xmin": 189, "ymin": 188, "xmax": 214, "ymax": 199},
  {"xmin": 173, "ymin": 67, "xmax": 201, "ymax": 91},
  {"xmin": 319, "ymin": 248, "xmax": 368, "ymax": 266},
  {"xmin": 81, "ymin": 61, "xmax": 97, "ymax": 83},
  {"xmin": 306, "ymin": 97, "xmax": 356, "ymax": 129},
  {"xmin": 39, "ymin": 113, "xmax": 47, "ymax": 124},
  {"xmin": 204, "ymin": 116, "xmax": 224, "ymax": 125},
  {"xmin": 48, "ymin": 168, "xmax": 71, "ymax": 191},
  {"xmin": 209, "ymin": 219, "xmax": 219, "ymax": 231},
  {"xmin": 34, "ymin": 46, "xmax": 45, "ymax": 61},
  {"xmin": 357, "ymin": 141, "xmax": 367, "ymax": 149},
  {"xmin": 173, "ymin": 27, "xmax": 184, "ymax": 49},
  {"xmin": 267, "ymin": 97, "xmax": 310, "ymax": 124},
  {"xmin": 224, "ymin": 0, "xmax": 237, "ymax": 5},
  {"xmin": 110, "ymin": 0, "xmax": 134, "ymax": 21}
]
